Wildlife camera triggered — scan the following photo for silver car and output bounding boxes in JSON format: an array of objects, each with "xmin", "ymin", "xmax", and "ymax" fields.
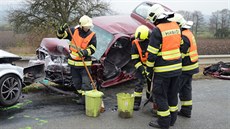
[{"xmin": 0, "ymin": 50, "xmax": 24, "ymax": 107}]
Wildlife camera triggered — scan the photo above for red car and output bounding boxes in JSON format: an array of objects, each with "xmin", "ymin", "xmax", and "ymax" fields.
[
  {"xmin": 26, "ymin": 15, "xmax": 141, "ymax": 88},
  {"xmin": 25, "ymin": 2, "xmax": 172, "ymax": 88}
]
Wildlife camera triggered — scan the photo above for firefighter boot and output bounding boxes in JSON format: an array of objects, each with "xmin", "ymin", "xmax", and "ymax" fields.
[
  {"xmin": 170, "ymin": 111, "xmax": 178, "ymax": 126},
  {"xmin": 149, "ymin": 119, "xmax": 169, "ymax": 129},
  {"xmin": 133, "ymin": 97, "xmax": 142, "ymax": 111},
  {"xmin": 178, "ymin": 106, "xmax": 192, "ymax": 118},
  {"xmin": 178, "ymin": 110, "xmax": 191, "ymax": 118}
]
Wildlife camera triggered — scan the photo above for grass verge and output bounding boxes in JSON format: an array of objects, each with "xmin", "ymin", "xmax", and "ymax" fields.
[{"xmin": 193, "ymin": 64, "xmax": 213, "ymax": 80}]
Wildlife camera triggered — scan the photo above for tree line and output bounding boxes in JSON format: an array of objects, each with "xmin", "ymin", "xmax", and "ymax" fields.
[
  {"xmin": 177, "ymin": 9, "xmax": 230, "ymax": 38},
  {"xmin": 4, "ymin": 0, "xmax": 230, "ymax": 39},
  {"xmin": 8, "ymin": 0, "xmax": 112, "ymax": 35}
]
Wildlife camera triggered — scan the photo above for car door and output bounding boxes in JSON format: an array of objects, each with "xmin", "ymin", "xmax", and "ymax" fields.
[{"xmin": 102, "ymin": 35, "xmax": 133, "ymax": 80}]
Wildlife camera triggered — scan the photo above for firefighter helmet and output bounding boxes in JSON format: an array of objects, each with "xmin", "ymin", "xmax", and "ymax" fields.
[
  {"xmin": 135, "ymin": 25, "xmax": 150, "ymax": 40},
  {"xmin": 169, "ymin": 13, "xmax": 193, "ymax": 28},
  {"xmin": 147, "ymin": 4, "xmax": 165, "ymax": 23},
  {"xmin": 79, "ymin": 15, "xmax": 93, "ymax": 28},
  {"xmin": 168, "ymin": 13, "xmax": 186, "ymax": 26}
]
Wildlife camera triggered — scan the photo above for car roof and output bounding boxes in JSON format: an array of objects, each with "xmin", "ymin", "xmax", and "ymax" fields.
[{"xmin": 93, "ymin": 15, "xmax": 141, "ymax": 35}]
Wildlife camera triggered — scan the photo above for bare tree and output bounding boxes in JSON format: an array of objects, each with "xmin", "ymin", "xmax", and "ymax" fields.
[
  {"xmin": 176, "ymin": 10, "xmax": 205, "ymax": 37},
  {"xmin": 176, "ymin": 10, "xmax": 193, "ymax": 21},
  {"xmin": 218, "ymin": 9, "xmax": 230, "ymax": 38},
  {"xmin": 192, "ymin": 11, "xmax": 204, "ymax": 37},
  {"xmin": 209, "ymin": 9, "xmax": 230, "ymax": 38},
  {"xmin": 209, "ymin": 11, "xmax": 219, "ymax": 35},
  {"xmin": 8, "ymin": 0, "xmax": 112, "ymax": 34}
]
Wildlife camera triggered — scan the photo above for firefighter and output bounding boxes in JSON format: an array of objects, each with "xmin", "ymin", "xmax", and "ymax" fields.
[
  {"xmin": 56, "ymin": 15, "xmax": 97, "ymax": 105},
  {"xmin": 169, "ymin": 13, "xmax": 199, "ymax": 118},
  {"xmin": 131, "ymin": 25, "xmax": 152, "ymax": 111},
  {"xmin": 146, "ymin": 4, "xmax": 182, "ymax": 129}
]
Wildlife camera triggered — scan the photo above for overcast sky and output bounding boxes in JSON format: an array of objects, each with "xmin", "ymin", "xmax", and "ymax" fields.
[
  {"xmin": 108, "ymin": 0, "xmax": 230, "ymax": 15},
  {"xmin": 0, "ymin": 0, "xmax": 229, "ymax": 15}
]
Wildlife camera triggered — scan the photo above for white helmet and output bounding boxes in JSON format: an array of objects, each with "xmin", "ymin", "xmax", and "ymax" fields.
[
  {"xmin": 169, "ymin": 13, "xmax": 193, "ymax": 28},
  {"xmin": 147, "ymin": 4, "xmax": 165, "ymax": 23},
  {"xmin": 79, "ymin": 15, "xmax": 93, "ymax": 28},
  {"xmin": 183, "ymin": 21, "xmax": 194, "ymax": 29},
  {"xmin": 168, "ymin": 13, "xmax": 186, "ymax": 26}
]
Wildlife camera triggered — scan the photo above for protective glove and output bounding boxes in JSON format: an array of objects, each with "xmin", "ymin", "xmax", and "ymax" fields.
[
  {"xmin": 78, "ymin": 50, "xmax": 87, "ymax": 57},
  {"xmin": 142, "ymin": 70, "xmax": 147, "ymax": 77},
  {"xmin": 146, "ymin": 73, "xmax": 152, "ymax": 81},
  {"xmin": 145, "ymin": 69, "xmax": 153, "ymax": 82},
  {"xmin": 58, "ymin": 23, "xmax": 69, "ymax": 34}
]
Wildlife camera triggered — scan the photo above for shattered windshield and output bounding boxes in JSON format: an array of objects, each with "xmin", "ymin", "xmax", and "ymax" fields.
[{"xmin": 91, "ymin": 25, "xmax": 114, "ymax": 60}]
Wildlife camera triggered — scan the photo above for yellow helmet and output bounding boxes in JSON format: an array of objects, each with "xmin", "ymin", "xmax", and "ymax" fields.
[
  {"xmin": 79, "ymin": 15, "xmax": 93, "ymax": 28},
  {"xmin": 135, "ymin": 25, "xmax": 150, "ymax": 40}
]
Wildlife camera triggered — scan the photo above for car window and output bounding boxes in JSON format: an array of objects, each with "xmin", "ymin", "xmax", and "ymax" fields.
[
  {"xmin": 91, "ymin": 25, "xmax": 114, "ymax": 60},
  {"xmin": 105, "ymin": 37, "xmax": 132, "ymax": 68},
  {"xmin": 134, "ymin": 2, "xmax": 152, "ymax": 19}
]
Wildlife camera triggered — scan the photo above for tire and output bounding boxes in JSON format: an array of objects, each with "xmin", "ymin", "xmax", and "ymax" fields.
[{"xmin": 0, "ymin": 74, "xmax": 22, "ymax": 107}]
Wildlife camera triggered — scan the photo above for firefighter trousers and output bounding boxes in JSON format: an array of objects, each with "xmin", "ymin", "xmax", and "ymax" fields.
[
  {"xmin": 152, "ymin": 75, "xmax": 179, "ymax": 128},
  {"xmin": 134, "ymin": 70, "xmax": 145, "ymax": 92},
  {"xmin": 179, "ymin": 74, "xmax": 193, "ymax": 116},
  {"xmin": 70, "ymin": 66, "xmax": 92, "ymax": 92},
  {"xmin": 134, "ymin": 70, "xmax": 152, "ymax": 96},
  {"xmin": 134, "ymin": 70, "xmax": 145, "ymax": 106}
]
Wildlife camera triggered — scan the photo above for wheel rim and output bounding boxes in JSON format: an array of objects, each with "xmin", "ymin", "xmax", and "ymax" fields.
[{"xmin": 1, "ymin": 77, "xmax": 20, "ymax": 101}]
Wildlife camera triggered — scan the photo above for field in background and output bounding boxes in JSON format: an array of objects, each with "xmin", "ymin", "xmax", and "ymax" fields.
[
  {"xmin": 0, "ymin": 31, "xmax": 230, "ymax": 55},
  {"xmin": 197, "ymin": 38, "xmax": 230, "ymax": 55},
  {"xmin": 0, "ymin": 31, "xmax": 51, "ymax": 55}
]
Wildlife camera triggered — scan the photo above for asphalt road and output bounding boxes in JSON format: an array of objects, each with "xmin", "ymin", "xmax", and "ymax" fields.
[{"xmin": 0, "ymin": 79, "xmax": 230, "ymax": 129}]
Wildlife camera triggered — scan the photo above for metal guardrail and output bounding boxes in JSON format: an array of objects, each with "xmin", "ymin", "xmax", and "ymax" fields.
[
  {"xmin": 199, "ymin": 55, "xmax": 230, "ymax": 64},
  {"xmin": 15, "ymin": 55, "xmax": 230, "ymax": 67},
  {"xmin": 15, "ymin": 56, "xmax": 37, "ymax": 67}
]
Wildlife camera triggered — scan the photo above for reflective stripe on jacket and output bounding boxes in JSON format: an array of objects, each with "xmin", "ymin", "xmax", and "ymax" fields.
[
  {"xmin": 69, "ymin": 29, "xmax": 95, "ymax": 61},
  {"xmin": 146, "ymin": 21, "xmax": 182, "ymax": 77},
  {"xmin": 157, "ymin": 22, "xmax": 181, "ymax": 61},
  {"xmin": 132, "ymin": 39, "xmax": 148, "ymax": 63},
  {"xmin": 182, "ymin": 29, "xmax": 198, "ymax": 62},
  {"xmin": 68, "ymin": 59, "xmax": 92, "ymax": 67}
]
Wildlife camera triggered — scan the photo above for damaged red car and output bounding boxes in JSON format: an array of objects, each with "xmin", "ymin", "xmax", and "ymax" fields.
[
  {"xmin": 25, "ymin": 2, "xmax": 172, "ymax": 88},
  {"xmin": 25, "ymin": 15, "xmax": 142, "ymax": 88}
]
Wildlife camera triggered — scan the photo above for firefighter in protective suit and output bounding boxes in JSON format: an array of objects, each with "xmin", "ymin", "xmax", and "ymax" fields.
[
  {"xmin": 146, "ymin": 4, "xmax": 182, "ymax": 129},
  {"xmin": 169, "ymin": 13, "xmax": 199, "ymax": 118},
  {"xmin": 56, "ymin": 15, "xmax": 97, "ymax": 105},
  {"xmin": 131, "ymin": 25, "xmax": 152, "ymax": 111}
]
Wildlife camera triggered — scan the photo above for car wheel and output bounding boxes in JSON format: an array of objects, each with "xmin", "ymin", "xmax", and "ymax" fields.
[{"xmin": 0, "ymin": 74, "xmax": 22, "ymax": 107}]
